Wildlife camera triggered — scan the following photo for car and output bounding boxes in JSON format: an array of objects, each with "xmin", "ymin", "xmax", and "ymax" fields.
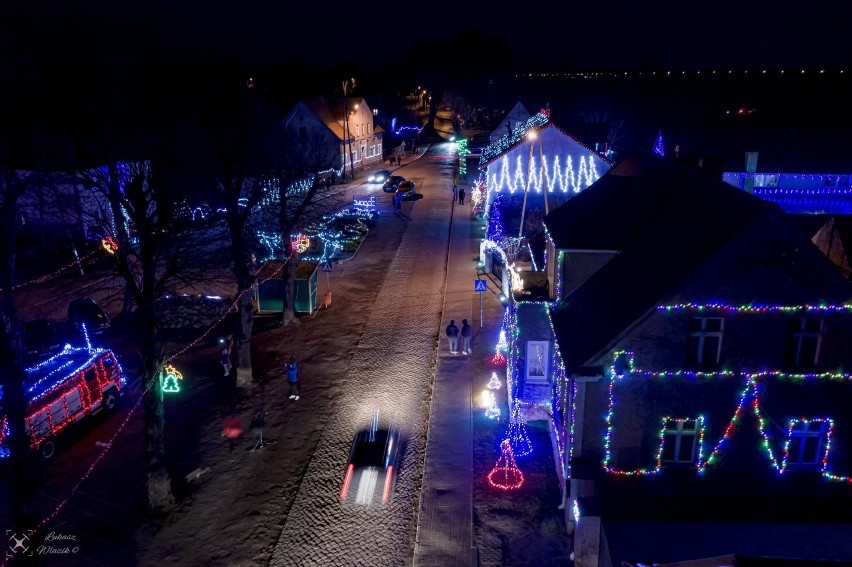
[
  {"xmin": 68, "ymin": 297, "xmax": 110, "ymax": 334},
  {"xmin": 368, "ymin": 170, "xmax": 393, "ymax": 184},
  {"xmin": 396, "ymin": 180, "xmax": 418, "ymax": 200},
  {"xmin": 340, "ymin": 411, "xmax": 401, "ymax": 506},
  {"xmin": 383, "ymin": 176, "xmax": 406, "ymax": 193},
  {"xmin": 23, "ymin": 319, "xmax": 75, "ymax": 363}
]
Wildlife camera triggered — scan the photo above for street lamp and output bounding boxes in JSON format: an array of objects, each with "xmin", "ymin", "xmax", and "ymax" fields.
[{"xmin": 342, "ymin": 78, "xmax": 357, "ymax": 180}]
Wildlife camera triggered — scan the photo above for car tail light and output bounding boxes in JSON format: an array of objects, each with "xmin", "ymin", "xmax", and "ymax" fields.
[
  {"xmin": 340, "ymin": 463, "xmax": 354, "ymax": 500},
  {"xmin": 382, "ymin": 465, "xmax": 394, "ymax": 503}
]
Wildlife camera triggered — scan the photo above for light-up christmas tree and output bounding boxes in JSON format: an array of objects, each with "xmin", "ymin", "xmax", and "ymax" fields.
[
  {"xmin": 488, "ymin": 372, "xmax": 502, "ymax": 390},
  {"xmin": 653, "ymin": 131, "xmax": 665, "ymax": 157},
  {"xmin": 502, "ymin": 398, "xmax": 533, "ymax": 457},
  {"xmin": 487, "ymin": 440, "xmax": 525, "ymax": 490},
  {"xmin": 484, "ymin": 390, "xmax": 500, "ymax": 419}
]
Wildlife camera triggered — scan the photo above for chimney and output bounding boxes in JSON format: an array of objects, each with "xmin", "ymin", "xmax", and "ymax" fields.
[{"xmin": 744, "ymin": 151, "xmax": 759, "ymax": 193}]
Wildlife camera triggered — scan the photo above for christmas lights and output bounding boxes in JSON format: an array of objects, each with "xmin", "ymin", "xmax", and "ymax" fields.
[
  {"xmin": 101, "ymin": 236, "xmax": 119, "ymax": 255},
  {"xmin": 503, "ymin": 398, "xmax": 533, "ymax": 457},
  {"xmin": 486, "ymin": 153, "xmax": 603, "ymax": 195},
  {"xmin": 0, "ymin": 251, "xmax": 98, "ymax": 292},
  {"xmin": 488, "ymin": 372, "xmax": 502, "ymax": 390},
  {"xmin": 484, "ymin": 390, "xmax": 501, "ymax": 419},
  {"xmin": 659, "ymin": 302, "xmax": 852, "ymax": 314},
  {"xmin": 481, "ymin": 113, "xmax": 551, "ymax": 165},
  {"xmin": 653, "ymin": 131, "xmax": 665, "ymax": 157},
  {"xmin": 487, "ymin": 440, "xmax": 525, "ymax": 490},
  {"xmin": 161, "ymin": 365, "xmax": 183, "ymax": 394}
]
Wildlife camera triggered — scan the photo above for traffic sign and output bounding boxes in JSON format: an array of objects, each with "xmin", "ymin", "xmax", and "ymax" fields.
[
  {"xmin": 321, "ymin": 261, "xmax": 333, "ymax": 272},
  {"xmin": 474, "ymin": 279, "xmax": 487, "ymax": 292}
]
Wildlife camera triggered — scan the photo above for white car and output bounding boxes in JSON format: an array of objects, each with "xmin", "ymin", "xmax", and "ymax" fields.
[{"xmin": 368, "ymin": 170, "xmax": 393, "ymax": 183}]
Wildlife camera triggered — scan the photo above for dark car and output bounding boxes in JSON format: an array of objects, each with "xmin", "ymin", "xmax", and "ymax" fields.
[
  {"xmin": 68, "ymin": 298, "xmax": 110, "ymax": 334},
  {"xmin": 397, "ymin": 180, "xmax": 418, "ymax": 200},
  {"xmin": 368, "ymin": 169, "xmax": 393, "ymax": 184},
  {"xmin": 23, "ymin": 319, "xmax": 73, "ymax": 363},
  {"xmin": 383, "ymin": 176, "xmax": 406, "ymax": 193},
  {"xmin": 340, "ymin": 412, "xmax": 401, "ymax": 506}
]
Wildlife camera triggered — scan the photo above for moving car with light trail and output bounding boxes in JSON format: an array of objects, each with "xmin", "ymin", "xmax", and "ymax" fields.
[
  {"xmin": 368, "ymin": 169, "xmax": 393, "ymax": 184},
  {"xmin": 340, "ymin": 411, "xmax": 400, "ymax": 506}
]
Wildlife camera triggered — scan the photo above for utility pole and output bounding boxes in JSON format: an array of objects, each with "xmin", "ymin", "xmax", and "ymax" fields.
[
  {"xmin": 518, "ymin": 131, "xmax": 537, "ymax": 237},
  {"xmin": 342, "ymin": 78, "xmax": 357, "ymax": 181}
]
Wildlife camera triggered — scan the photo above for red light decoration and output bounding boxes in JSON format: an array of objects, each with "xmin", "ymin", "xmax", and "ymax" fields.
[
  {"xmin": 101, "ymin": 236, "xmax": 119, "ymax": 255},
  {"xmin": 0, "ymin": 251, "xmax": 98, "ymax": 292},
  {"xmin": 487, "ymin": 440, "xmax": 525, "ymax": 490},
  {"xmin": 491, "ymin": 352, "xmax": 506, "ymax": 365}
]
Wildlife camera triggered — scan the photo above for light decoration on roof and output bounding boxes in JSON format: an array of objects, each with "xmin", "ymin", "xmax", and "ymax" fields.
[
  {"xmin": 602, "ymin": 351, "xmax": 852, "ymax": 483},
  {"xmin": 488, "ymin": 153, "xmax": 602, "ymax": 194},
  {"xmin": 659, "ymin": 302, "xmax": 852, "ymax": 314},
  {"xmin": 487, "ymin": 440, "xmax": 525, "ymax": 490},
  {"xmin": 480, "ymin": 112, "xmax": 550, "ymax": 164}
]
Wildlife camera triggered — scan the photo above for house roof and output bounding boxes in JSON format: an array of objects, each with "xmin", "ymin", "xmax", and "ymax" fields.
[
  {"xmin": 294, "ymin": 260, "xmax": 319, "ymax": 279},
  {"xmin": 547, "ymin": 151, "xmax": 795, "ymax": 372},
  {"xmin": 301, "ymin": 97, "xmax": 368, "ymax": 141},
  {"xmin": 490, "ymin": 101, "xmax": 532, "ymax": 140},
  {"xmin": 663, "ymin": 129, "xmax": 852, "ymax": 174},
  {"xmin": 480, "ymin": 115, "xmax": 610, "ymax": 168}
]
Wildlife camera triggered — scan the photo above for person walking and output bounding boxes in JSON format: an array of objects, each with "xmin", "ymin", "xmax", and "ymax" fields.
[
  {"xmin": 249, "ymin": 408, "xmax": 267, "ymax": 450},
  {"xmin": 452, "ymin": 184, "xmax": 458, "ymax": 202},
  {"xmin": 220, "ymin": 336, "xmax": 233, "ymax": 376},
  {"xmin": 285, "ymin": 356, "xmax": 300, "ymax": 400},
  {"xmin": 446, "ymin": 320, "xmax": 460, "ymax": 354},
  {"xmin": 460, "ymin": 319, "xmax": 472, "ymax": 354},
  {"xmin": 458, "ymin": 187, "xmax": 466, "ymax": 205},
  {"xmin": 394, "ymin": 190, "xmax": 403, "ymax": 213}
]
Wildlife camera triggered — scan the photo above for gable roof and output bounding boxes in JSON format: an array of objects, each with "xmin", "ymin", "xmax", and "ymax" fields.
[
  {"xmin": 491, "ymin": 101, "xmax": 532, "ymax": 141},
  {"xmin": 301, "ymin": 97, "xmax": 368, "ymax": 140},
  {"xmin": 548, "ymin": 151, "xmax": 788, "ymax": 371},
  {"xmin": 480, "ymin": 114, "xmax": 609, "ymax": 167}
]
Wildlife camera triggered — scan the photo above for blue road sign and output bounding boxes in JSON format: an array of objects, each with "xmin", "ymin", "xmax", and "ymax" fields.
[
  {"xmin": 474, "ymin": 279, "xmax": 487, "ymax": 292},
  {"xmin": 321, "ymin": 261, "xmax": 333, "ymax": 272}
]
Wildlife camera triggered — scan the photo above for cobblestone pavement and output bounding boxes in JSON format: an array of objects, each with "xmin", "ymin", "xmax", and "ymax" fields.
[{"xmin": 268, "ymin": 145, "xmax": 457, "ymax": 566}]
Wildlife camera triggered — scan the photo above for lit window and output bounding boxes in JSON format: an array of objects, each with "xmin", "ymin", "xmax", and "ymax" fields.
[
  {"xmin": 785, "ymin": 319, "xmax": 822, "ymax": 366},
  {"xmin": 785, "ymin": 419, "xmax": 830, "ymax": 468},
  {"xmin": 660, "ymin": 418, "xmax": 700, "ymax": 463},
  {"xmin": 686, "ymin": 317, "xmax": 723, "ymax": 366}
]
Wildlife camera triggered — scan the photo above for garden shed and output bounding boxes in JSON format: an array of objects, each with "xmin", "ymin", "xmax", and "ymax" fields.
[
  {"xmin": 254, "ymin": 259, "xmax": 287, "ymax": 313},
  {"xmin": 294, "ymin": 260, "xmax": 319, "ymax": 313}
]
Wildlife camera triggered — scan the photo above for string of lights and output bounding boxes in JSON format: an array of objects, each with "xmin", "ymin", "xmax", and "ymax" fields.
[
  {"xmin": 659, "ymin": 302, "xmax": 852, "ymax": 314},
  {"xmin": 487, "ymin": 153, "xmax": 602, "ymax": 194},
  {"xmin": 1, "ymin": 251, "xmax": 99, "ymax": 292}
]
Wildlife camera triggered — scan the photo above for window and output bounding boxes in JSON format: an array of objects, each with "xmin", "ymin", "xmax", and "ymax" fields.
[
  {"xmin": 686, "ymin": 317, "xmax": 723, "ymax": 366},
  {"xmin": 525, "ymin": 341, "xmax": 550, "ymax": 383},
  {"xmin": 660, "ymin": 418, "xmax": 701, "ymax": 463},
  {"xmin": 785, "ymin": 419, "xmax": 830, "ymax": 469},
  {"xmin": 785, "ymin": 319, "xmax": 822, "ymax": 366}
]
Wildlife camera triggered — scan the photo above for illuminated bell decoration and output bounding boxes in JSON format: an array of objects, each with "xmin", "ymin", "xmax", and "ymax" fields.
[
  {"xmin": 162, "ymin": 365, "xmax": 183, "ymax": 394},
  {"xmin": 101, "ymin": 236, "xmax": 119, "ymax": 255},
  {"xmin": 487, "ymin": 440, "xmax": 525, "ymax": 490}
]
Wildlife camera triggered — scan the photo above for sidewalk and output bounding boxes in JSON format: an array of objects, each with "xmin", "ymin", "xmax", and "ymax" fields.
[{"xmin": 414, "ymin": 185, "xmax": 503, "ymax": 565}]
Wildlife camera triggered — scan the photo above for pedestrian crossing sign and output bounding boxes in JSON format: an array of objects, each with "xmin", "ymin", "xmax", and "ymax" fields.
[
  {"xmin": 474, "ymin": 279, "xmax": 487, "ymax": 292},
  {"xmin": 321, "ymin": 261, "xmax": 333, "ymax": 272}
]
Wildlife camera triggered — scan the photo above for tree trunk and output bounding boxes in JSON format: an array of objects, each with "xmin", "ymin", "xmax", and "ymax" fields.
[
  {"xmin": 281, "ymin": 257, "xmax": 297, "ymax": 326},
  {"xmin": 235, "ymin": 291, "xmax": 254, "ymax": 387}
]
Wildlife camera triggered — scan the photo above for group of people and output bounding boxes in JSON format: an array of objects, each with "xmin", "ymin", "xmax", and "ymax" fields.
[
  {"xmin": 452, "ymin": 184, "xmax": 466, "ymax": 205},
  {"xmin": 445, "ymin": 319, "xmax": 473, "ymax": 355}
]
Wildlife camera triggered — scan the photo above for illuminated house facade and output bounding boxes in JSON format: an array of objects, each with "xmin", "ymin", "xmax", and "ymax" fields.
[
  {"xmin": 283, "ymin": 97, "xmax": 384, "ymax": 177},
  {"xmin": 539, "ymin": 152, "xmax": 852, "ymax": 565}
]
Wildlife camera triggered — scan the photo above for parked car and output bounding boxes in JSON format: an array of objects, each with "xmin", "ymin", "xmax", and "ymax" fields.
[
  {"xmin": 383, "ymin": 176, "xmax": 406, "ymax": 193},
  {"xmin": 397, "ymin": 180, "xmax": 419, "ymax": 200},
  {"xmin": 68, "ymin": 297, "xmax": 110, "ymax": 334},
  {"xmin": 23, "ymin": 319, "xmax": 77, "ymax": 363},
  {"xmin": 0, "ymin": 347, "xmax": 124, "ymax": 460},
  {"xmin": 368, "ymin": 170, "xmax": 393, "ymax": 184},
  {"xmin": 340, "ymin": 411, "xmax": 401, "ymax": 506}
]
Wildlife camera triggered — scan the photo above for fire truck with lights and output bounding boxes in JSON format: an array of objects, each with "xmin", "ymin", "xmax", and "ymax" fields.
[{"xmin": 0, "ymin": 345, "xmax": 124, "ymax": 460}]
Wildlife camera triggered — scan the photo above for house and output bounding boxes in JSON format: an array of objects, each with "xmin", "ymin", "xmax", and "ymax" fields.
[
  {"xmin": 490, "ymin": 100, "xmax": 532, "ymax": 142},
  {"xmin": 661, "ymin": 129, "xmax": 852, "ymax": 214},
  {"xmin": 533, "ymin": 151, "xmax": 852, "ymax": 565},
  {"xmin": 282, "ymin": 97, "xmax": 384, "ymax": 179}
]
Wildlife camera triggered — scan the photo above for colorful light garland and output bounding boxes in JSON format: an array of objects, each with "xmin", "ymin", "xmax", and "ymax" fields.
[
  {"xmin": 658, "ymin": 302, "xmax": 852, "ymax": 314},
  {"xmin": 487, "ymin": 440, "xmax": 525, "ymax": 490},
  {"xmin": 603, "ymin": 351, "xmax": 852, "ymax": 482},
  {"xmin": 503, "ymin": 398, "xmax": 533, "ymax": 457}
]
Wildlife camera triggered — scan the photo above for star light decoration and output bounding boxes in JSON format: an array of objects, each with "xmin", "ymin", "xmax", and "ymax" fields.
[
  {"xmin": 502, "ymin": 398, "xmax": 533, "ymax": 457},
  {"xmin": 603, "ymin": 350, "xmax": 852, "ymax": 483},
  {"xmin": 487, "ymin": 440, "xmax": 525, "ymax": 490}
]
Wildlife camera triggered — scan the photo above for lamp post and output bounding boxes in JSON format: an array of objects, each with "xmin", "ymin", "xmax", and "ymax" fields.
[
  {"xmin": 342, "ymin": 78, "xmax": 357, "ymax": 180},
  {"xmin": 518, "ymin": 130, "xmax": 537, "ymax": 237}
]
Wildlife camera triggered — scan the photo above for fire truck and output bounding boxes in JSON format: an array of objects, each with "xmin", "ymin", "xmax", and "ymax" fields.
[{"xmin": 0, "ymin": 345, "xmax": 124, "ymax": 460}]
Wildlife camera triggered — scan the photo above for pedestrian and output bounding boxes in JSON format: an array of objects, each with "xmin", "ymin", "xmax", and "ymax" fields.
[
  {"xmin": 285, "ymin": 355, "xmax": 300, "ymax": 400},
  {"xmin": 397, "ymin": 155, "xmax": 402, "ymax": 166},
  {"xmin": 394, "ymin": 190, "xmax": 403, "ymax": 213},
  {"xmin": 461, "ymin": 319, "xmax": 472, "ymax": 354},
  {"xmin": 249, "ymin": 409, "xmax": 267, "ymax": 450},
  {"xmin": 452, "ymin": 184, "xmax": 458, "ymax": 201},
  {"xmin": 220, "ymin": 336, "xmax": 233, "ymax": 376},
  {"xmin": 446, "ymin": 319, "xmax": 460, "ymax": 354},
  {"xmin": 458, "ymin": 187, "xmax": 466, "ymax": 205}
]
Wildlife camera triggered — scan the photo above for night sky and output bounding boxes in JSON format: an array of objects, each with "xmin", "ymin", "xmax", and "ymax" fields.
[{"xmin": 3, "ymin": 0, "xmax": 850, "ymax": 70}]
